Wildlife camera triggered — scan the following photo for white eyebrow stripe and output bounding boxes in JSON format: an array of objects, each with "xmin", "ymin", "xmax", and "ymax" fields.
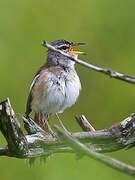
[{"xmin": 56, "ymin": 44, "xmax": 70, "ymax": 48}]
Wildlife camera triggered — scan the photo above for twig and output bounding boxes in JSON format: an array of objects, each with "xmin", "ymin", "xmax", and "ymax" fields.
[
  {"xmin": 75, "ymin": 115, "xmax": 95, "ymax": 131},
  {"xmin": 44, "ymin": 41, "xmax": 135, "ymax": 84},
  {"xmin": 55, "ymin": 125, "xmax": 135, "ymax": 177}
]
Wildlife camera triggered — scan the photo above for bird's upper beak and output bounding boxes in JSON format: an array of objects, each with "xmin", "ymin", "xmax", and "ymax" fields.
[{"xmin": 69, "ymin": 42, "xmax": 86, "ymax": 55}]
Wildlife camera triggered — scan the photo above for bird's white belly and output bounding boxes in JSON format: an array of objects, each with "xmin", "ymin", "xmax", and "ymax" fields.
[
  {"xmin": 60, "ymin": 74, "xmax": 81, "ymax": 112},
  {"xmin": 33, "ymin": 70, "xmax": 81, "ymax": 114}
]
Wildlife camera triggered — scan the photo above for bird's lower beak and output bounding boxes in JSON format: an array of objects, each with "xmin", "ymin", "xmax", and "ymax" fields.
[
  {"xmin": 69, "ymin": 42, "xmax": 86, "ymax": 55},
  {"xmin": 69, "ymin": 45, "xmax": 86, "ymax": 55}
]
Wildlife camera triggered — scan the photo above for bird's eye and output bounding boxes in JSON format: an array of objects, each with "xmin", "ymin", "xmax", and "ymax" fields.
[{"xmin": 60, "ymin": 46, "xmax": 68, "ymax": 50}]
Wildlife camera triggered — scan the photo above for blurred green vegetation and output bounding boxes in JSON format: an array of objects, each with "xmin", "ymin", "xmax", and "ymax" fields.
[{"xmin": 0, "ymin": 0, "xmax": 135, "ymax": 179}]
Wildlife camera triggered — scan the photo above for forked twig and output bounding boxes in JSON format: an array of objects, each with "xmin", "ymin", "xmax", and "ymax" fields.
[{"xmin": 75, "ymin": 115, "xmax": 95, "ymax": 131}]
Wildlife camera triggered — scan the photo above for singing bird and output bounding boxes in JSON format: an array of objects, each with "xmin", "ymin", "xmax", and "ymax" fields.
[{"xmin": 25, "ymin": 39, "xmax": 84, "ymax": 132}]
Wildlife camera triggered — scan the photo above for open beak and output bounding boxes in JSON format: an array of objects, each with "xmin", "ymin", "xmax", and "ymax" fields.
[{"xmin": 69, "ymin": 42, "xmax": 86, "ymax": 55}]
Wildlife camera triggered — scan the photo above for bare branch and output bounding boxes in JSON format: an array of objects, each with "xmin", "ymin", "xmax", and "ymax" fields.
[
  {"xmin": 55, "ymin": 125, "xmax": 135, "ymax": 177},
  {"xmin": 0, "ymin": 98, "xmax": 135, "ymax": 156},
  {"xmin": 44, "ymin": 41, "xmax": 135, "ymax": 84},
  {"xmin": 0, "ymin": 98, "xmax": 135, "ymax": 177}
]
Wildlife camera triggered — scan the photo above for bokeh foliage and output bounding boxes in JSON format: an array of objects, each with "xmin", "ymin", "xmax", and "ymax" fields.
[{"xmin": 0, "ymin": 0, "xmax": 135, "ymax": 179}]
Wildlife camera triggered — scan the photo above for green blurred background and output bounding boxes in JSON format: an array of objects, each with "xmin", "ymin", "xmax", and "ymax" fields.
[{"xmin": 0, "ymin": 0, "xmax": 135, "ymax": 179}]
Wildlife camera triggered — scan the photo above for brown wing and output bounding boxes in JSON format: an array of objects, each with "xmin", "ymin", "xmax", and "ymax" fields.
[
  {"xmin": 25, "ymin": 63, "xmax": 60, "ymax": 117},
  {"xmin": 25, "ymin": 64, "xmax": 47, "ymax": 117},
  {"xmin": 25, "ymin": 74, "xmax": 40, "ymax": 117}
]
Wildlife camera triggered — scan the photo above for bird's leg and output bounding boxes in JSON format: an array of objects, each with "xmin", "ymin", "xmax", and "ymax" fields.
[
  {"xmin": 42, "ymin": 114, "xmax": 56, "ymax": 137},
  {"xmin": 43, "ymin": 120, "xmax": 56, "ymax": 137},
  {"xmin": 55, "ymin": 113, "xmax": 68, "ymax": 132}
]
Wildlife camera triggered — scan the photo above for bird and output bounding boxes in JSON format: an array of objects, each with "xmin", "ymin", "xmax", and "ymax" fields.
[{"xmin": 25, "ymin": 39, "xmax": 85, "ymax": 133}]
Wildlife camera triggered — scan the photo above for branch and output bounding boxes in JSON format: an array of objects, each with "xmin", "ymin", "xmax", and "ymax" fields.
[
  {"xmin": 55, "ymin": 125, "xmax": 135, "ymax": 177},
  {"xmin": 0, "ymin": 98, "xmax": 135, "ymax": 176},
  {"xmin": 0, "ymin": 98, "xmax": 134, "ymax": 153},
  {"xmin": 43, "ymin": 41, "xmax": 135, "ymax": 84}
]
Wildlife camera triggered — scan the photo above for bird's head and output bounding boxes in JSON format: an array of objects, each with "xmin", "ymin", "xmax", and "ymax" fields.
[{"xmin": 43, "ymin": 39, "xmax": 85, "ymax": 67}]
